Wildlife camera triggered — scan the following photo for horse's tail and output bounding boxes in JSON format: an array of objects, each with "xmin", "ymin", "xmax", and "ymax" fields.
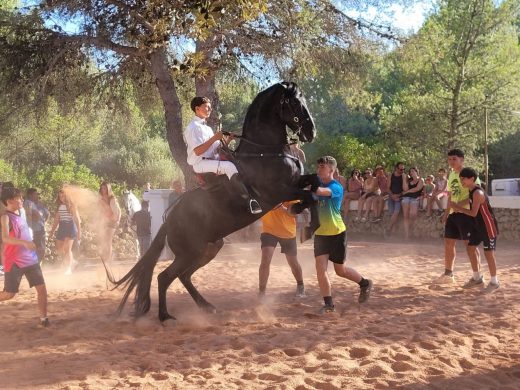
[{"xmin": 107, "ymin": 223, "xmax": 168, "ymax": 317}]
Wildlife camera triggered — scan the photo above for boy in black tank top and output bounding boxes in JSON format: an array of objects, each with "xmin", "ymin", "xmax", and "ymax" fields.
[{"xmin": 449, "ymin": 168, "xmax": 500, "ymax": 292}]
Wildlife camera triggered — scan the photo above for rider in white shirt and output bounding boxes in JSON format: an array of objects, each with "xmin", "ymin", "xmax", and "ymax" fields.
[{"xmin": 185, "ymin": 97, "xmax": 262, "ymax": 215}]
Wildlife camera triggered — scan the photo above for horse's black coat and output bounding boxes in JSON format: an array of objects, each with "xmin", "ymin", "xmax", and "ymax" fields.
[{"xmin": 109, "ymin": 82, "xmax": 318, "ymax": 322}]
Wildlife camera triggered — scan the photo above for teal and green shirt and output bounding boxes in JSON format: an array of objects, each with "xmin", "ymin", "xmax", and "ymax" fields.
[{"xmin": 315, "ymin": 179, "xmax": 346, "ymax": 236}]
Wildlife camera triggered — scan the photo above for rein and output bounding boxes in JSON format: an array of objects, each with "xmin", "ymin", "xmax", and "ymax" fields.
[{"xmin": 222, "ymin": 131, "xmax": 283, "ymax": 149}]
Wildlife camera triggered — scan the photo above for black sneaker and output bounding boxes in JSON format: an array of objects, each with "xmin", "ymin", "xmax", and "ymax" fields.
[
  {"xmin": 358, "ymin": 279, "xmax": 373, "ymax": 303},
  {"xmin": 319, "ymin": 304, "xmax": 335, "ymax": 314},
  {"xmin": 39, "ymin": 318, "xmax": 50, "ymax": 327},
  {"xmin": 249, "ymin": 199, "xmax": 262, "ymax": 214}
]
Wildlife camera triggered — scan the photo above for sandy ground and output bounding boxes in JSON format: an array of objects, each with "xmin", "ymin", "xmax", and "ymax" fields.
[{"xmin": 1, "ymin": 237, "xmax": 520, "ymax": 390}]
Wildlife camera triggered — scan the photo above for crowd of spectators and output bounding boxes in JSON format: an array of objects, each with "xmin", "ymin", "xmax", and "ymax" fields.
[{"xmin": 340, "ymin": 163, "xmax": 449, "ymax": 238}]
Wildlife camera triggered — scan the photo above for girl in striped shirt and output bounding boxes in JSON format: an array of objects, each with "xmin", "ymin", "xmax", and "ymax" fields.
[{"xmin": 50, "ymin": 188, "xmax": 81, "ymax": 275}]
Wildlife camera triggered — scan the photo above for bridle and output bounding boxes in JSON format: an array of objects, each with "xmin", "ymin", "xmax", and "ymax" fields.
[{"xmin": 280, "ymin": 94, "xmax": 313, "ymax": 142}]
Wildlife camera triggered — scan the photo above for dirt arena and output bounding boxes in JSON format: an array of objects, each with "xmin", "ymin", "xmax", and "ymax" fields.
[{"xmin": 1, "ymin": 238, "xmax": 519, "ymax": 389}]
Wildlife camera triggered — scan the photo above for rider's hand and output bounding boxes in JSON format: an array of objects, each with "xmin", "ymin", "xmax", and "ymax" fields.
[{"xmin": 214, "ymin": 130, "xmax": 224, "ymax": 141}]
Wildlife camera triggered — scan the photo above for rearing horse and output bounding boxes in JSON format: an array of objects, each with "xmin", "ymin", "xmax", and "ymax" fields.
[{"xmin": 109, "ymin": 82, "xmax": 317, "ymax": 322}]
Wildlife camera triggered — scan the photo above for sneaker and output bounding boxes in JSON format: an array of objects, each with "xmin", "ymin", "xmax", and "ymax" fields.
[
  {"xmin": 64, "ymin": 267, "xmax": 72, "ymax": 276},
  {"xmin": 433, "ymin": 274, "xmax": 455, "ymax": 284},
  {"xmin": 358, "ymin": 279, "xmax": 373, "ymax": 303},
  {"xmin": 0, "ymin": 265, "xmax": 4, "ymax": 275},
  {"xmin": 371, "ymin": 217, "xmax": 382, "ymax": 223},
  {"xmin": 295, "ymin": 284, "xmax": 306, "ymax": 298},
  {"xmin": 249, "ymin": 199, "xmax": 262, "ymax": 215},
  {"xmin": 39, "ymin": 318, "xmax": 50, "ymax": 327},
  {"xmin": 319, "ymin": 304, "xmax": 335, "ymax": 314},
  {"xmin": 462, "ymin": 276, "xmax": 485, "ymax": 289},
  {"xmin": 483, "ymin": 282, "xmax": 500, "ymax": 293},
  {"xmin": 360, "ymin": 217, "xmax": 367, "ymax": 223}
]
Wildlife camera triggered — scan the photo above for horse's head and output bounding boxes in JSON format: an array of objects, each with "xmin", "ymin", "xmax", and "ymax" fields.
[
  {"xmin": 241, "ymin": 82, "xmax": 316, "ymax": 147},
  {"xmin": 279, "ymin": 82, "xmax": 316, "ymax": 143},
  {"xmin": 122, "ymin": 190, "xmax": 141, "ymax": 216}
]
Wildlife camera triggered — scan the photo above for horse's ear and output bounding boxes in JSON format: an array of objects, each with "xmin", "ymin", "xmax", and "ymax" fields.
[{"xmin": 281, "ymin": 81, "xmax": 296, "ymax": 97}]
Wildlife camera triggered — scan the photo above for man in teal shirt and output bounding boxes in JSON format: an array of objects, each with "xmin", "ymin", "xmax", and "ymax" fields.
[{"xmin": 313, "ymin": 156, "xmax": 373, "ymax": 313}]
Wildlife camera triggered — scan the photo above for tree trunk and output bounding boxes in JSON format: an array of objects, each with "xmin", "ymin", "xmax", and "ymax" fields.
[
  {"xmin": 195, "ymin": 39, "xmax": 221, "ymax": 130},
  {"xmin": 449, "ymin": 74, "xmax": 464, "ymax": 150},
  {"xmin": 149, "ymin": 49, "xmax": 195, "ymax": 188}
]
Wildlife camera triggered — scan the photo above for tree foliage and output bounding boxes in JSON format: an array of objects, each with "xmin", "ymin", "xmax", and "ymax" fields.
[{"xmin": 379, "ymin": 0, "xmax": 520, "ymax": 171}]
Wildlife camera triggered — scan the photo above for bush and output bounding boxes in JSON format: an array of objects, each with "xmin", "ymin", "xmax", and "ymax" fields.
[{"xmin": 27, "ymin": 153, "xmax": 102, "ymax": 204}]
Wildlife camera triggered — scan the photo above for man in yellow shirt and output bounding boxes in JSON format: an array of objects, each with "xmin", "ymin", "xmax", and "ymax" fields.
[{"xmin": 259, "ymin": 202, "xmax": 305, "ymax": 298}]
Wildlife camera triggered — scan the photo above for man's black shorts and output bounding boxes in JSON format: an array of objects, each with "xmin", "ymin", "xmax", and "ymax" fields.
[
  {"xmin": 468, "ymin": 228, "xmax": 497, "ymax": 251},
  {"xmin": 444, "ymin": 212, "xmax": 474, "ymax": 240},
  {"xmin": 260, "ymin": 233, "xmax": 297, "ymax": 256},
  {"xmin": 314, "ymin": 231, "xmax": 347, "ymax": 264},
  {"xmin": 3, "ymin": 263, "xmax": 45, "ymax": 294}
]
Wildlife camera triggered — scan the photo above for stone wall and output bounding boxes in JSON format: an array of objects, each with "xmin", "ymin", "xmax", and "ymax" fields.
[{"xmin": 345, "ymin": 208, "xmax": 520, "ymax": 241}]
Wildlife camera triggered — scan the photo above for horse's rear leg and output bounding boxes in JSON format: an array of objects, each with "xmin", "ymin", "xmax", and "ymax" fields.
[
  {"xmin": 179, "ymin": 240, "xmax": 224, "ymax": 313},
  {"xmin": 157, "ymin": 260, "xmax": 188, "ymax": 322}
]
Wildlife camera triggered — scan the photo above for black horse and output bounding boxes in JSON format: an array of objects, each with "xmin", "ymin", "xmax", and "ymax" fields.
[{"xmin": 109, "ymin": 82, "xmax": 317, "ymax": 322}]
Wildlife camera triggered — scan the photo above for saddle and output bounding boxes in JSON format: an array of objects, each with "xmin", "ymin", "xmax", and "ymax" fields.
[
  {"xmin": 194, "ymin": 145, "xmax": 237, "ymax": 191},
  {"xmin": 195, "ymin": 172, "xmax": 229, "ymax": 191}
]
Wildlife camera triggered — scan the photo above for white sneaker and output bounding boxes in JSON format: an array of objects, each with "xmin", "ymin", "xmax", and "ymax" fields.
[
  {"xmin": 64, "ymin": 267, "xmax": 72, "ymax": 275},
  {"xmin": 462, "ymin": 276, "xmax": 485, "ymax": 289},
  {"xmin": 433, "ymin": 274, "xmax": 455, "ymax": 284},
  {"xmin": 483, "ymin": 282, "xmax": 500, "ymax": 293}
]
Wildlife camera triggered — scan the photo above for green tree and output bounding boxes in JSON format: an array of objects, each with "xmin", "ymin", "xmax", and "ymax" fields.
[{"xmin": 380, "ymin": 0, "xmax": 520, "ymax": 171}]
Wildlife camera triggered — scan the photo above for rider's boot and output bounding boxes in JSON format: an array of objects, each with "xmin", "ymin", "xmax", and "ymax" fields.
[{"xmin": 230, "ymin": 174, "xmax": 262, "ymax": 215}]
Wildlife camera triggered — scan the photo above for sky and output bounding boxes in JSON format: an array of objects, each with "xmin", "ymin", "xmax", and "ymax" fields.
[{"xmin": 344, "ymin": 2, "xmax": 433, "ymax": 34}]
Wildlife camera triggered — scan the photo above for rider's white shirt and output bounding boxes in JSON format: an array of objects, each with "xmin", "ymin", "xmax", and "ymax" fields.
[{"xmin": 185, "ymin": 116, "xmax": 220, "ymax": 166}]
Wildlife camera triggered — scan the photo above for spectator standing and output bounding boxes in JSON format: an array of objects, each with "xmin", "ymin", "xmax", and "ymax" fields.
[
  {"xmin": 372, "ymin": 166, "xmax": 389, "ymax": 222},
  {"xmin": 99, "ymin": 181, "xmax": 121, "ymax": 264},
  {"xmin": 50, "ymin": 188, "xmax": 81, "ymax": 275},
  {"xmin": 24, "ymin": 188, "xmax": 49, "ymax": 263},
  {"xmin": 132, "ymin": 200, "xmax": 152, "ymax": 258},
  {"xmin": 402, "ymin": 167, "xmax": 424, "ymax": 240},
  {"xmin": 385, "ymin": 162, "xmax": 406, "ymax": 237},
  {"xmin": 259, "ymin": 202, "xmax": 305, "ymax": 298},
  {"xmin": 312, "ymin": 156, "xmax": 373, "ymax": 313},
  {"xmin": 289, "ymin": 140, "xmax": 307, "ymax": 172},
  {"xmin": 0, "ymin": 187, "xmax": 49, "ymax": 326},
  {"xmin": 427, "ymin": 168, "xmax": 448, "ymax": 216},
  {"xmin": 168, "ymin": 179, "xmax": 184, "ymax": 207}
]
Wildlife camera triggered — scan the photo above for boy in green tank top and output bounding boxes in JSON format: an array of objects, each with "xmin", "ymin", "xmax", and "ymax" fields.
[{"xmin": 434, "ymin": 149, "xmax": 482, "ymax": 285}]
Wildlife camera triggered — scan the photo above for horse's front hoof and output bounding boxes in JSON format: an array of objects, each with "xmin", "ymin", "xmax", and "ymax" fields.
[
  {"xmin": 159, "ymin": 312, "xmax": 176, "ymax": 323},
  {"xmin": 201, "ymin": 304, "xmax": 218, "ymax": 314}
]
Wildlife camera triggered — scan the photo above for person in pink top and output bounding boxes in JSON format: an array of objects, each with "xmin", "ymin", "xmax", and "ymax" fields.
[{"xmin": 0, "ymin": 187, "xmax": 49, "ymax": 327}]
